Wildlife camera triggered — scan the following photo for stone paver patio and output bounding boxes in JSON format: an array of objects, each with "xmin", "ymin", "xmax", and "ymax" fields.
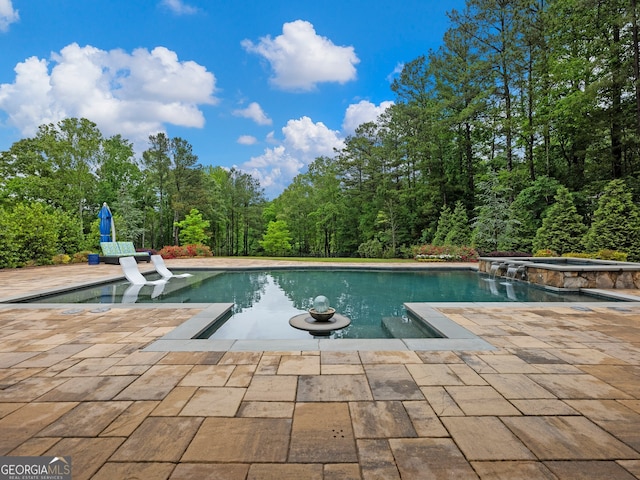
[{"xmin": 1, "ymin": 258, "xmax": 639, "ymax": 479}]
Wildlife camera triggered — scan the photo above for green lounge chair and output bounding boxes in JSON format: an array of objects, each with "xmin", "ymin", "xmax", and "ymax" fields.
[{"xmin": 99, "ymin": 241, "xmax": 151, "ymax": 264}]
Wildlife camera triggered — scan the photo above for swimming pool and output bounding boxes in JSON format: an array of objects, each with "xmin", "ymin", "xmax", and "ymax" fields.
[{"xmin": 23, "ymin": 269, "xmax": 604, "ymax": 340}]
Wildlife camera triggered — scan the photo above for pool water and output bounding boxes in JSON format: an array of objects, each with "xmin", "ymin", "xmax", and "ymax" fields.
[{"xmin": 25, "ymin": 269, "xmax": 602, "ymax": 340}]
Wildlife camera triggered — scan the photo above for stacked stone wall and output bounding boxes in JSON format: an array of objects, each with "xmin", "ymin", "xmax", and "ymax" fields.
[{"xmin": 478, "ymin": 259, "xmax": 640, "ymax": 290}]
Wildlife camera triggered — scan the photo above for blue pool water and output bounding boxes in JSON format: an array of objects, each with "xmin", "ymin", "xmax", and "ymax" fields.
[{"xmin": 25, "ymin": 269, "xmax": 603, "ymax": 340}]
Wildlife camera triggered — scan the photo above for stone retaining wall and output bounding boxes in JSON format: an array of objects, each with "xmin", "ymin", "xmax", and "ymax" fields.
[
  {"xmin": 478, "ymin": 258, "xmax": 640, "ymax": 290},
  {"xmin": 526, "ymin": 267, "xmax": 640, "ymax": 290}
]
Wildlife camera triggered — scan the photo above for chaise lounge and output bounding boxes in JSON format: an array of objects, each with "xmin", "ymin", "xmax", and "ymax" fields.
[
  {"xmin": 151, "ymin": 255, "xmax": 193, "ymax": 279},
  {"xmin": 119, "ymin": 256, "xmax": 167, "ymax": 286},
  {"xmin": 100, "ymin": 241, "xmax": 151, "ymax": 264}
]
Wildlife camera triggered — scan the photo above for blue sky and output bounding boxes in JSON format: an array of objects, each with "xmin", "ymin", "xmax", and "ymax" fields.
[{"xmin": 0, "ymin": 0, "xmax": 465, "ymax": 197}]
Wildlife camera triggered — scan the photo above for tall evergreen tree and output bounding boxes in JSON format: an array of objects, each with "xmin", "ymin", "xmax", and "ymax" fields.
[
  {"xmin": 583, "ymin": 179, "xmax": 640, "ymax": 260},
  {"xmin": 432, "ymin": 204, "xmax": 452, "ymax": 246},
  {"xmin": 532, "ymin": 186, "xmax": 587, "ymax": 254},
  {"xmin": 506, "ymin": 175, "xmax": 561, "ymax": 252},
  {"xmin": 471, "ymin": 172, "xmax": 513, "ymax": 252},
  {"xmin": 142, "ymin": 133, "xmax": 172, "ymax": 247},
  {"xmin": 445, "ymin": 201, "xmax": 472, "ymax": 246}
]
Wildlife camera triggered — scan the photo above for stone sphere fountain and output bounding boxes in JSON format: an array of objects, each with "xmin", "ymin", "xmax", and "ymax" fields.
[
  {"xmin": 308, "ymin": 295, "xmax": 336, "ymax": 321},
  {"xmin": 289, "ymin": 295, "xmax": 351, "ymax": 336}
]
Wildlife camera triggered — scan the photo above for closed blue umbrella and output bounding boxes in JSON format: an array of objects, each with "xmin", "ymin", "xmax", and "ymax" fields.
[{"xmin": 98, "ymin": 202, "xmax": 116, "ymax": 243}]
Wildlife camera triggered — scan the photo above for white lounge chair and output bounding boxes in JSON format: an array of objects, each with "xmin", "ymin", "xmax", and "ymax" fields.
[
  {"xmin": 151, "ymin": 255, "xmax": 193, "ymax": 279},
  {"xmin": 119, "ymin": 256, "xmax": 168, "ymax": 286},
  {"xmin": 122, "ymin": 283, "xmax": 144, "ymax": 303},
  {"xmin": 122, "ymin": 282, "xmax": 166, "ymax": 303}
]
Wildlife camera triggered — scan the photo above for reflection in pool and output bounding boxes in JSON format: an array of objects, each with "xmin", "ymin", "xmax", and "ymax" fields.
[{"xmin": 23, "ymin": 269, "xmax": 606, "ymax": 340}]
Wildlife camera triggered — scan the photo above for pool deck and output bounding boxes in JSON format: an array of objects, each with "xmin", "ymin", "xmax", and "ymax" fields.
[{"xmin": 1, "ymin": 258, "xmax": 640, "ymax": 479}]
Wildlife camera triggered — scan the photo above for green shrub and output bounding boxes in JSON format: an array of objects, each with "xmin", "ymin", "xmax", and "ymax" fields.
[
  {"xmin": 358, "ymin": 239, "xmax": 384, "ymax": 258},
  {"xmin": 561, "ymin": 252, "xmax": 591, "ymax": 258},
  {"xmin": 72, "ymin": 251, "xmax": 94, "ymax": 263},
  {"xmin": 190, "ymin": 244, "xmax": 214, "ymax": 257},
  {"xmin": 51, "ymin": 254, "xmax": 71, "ymax": 265},
  {"xmin": 533, "ymin": 249, "xmax": 558, "ymax": 257},
  {"xmin": 562, "ymin": 250, "xmax": 628, "ymax": 261},
  {"xmin": 0, "ymin": 203, "xmax": 59, "ymax": 268},
  {"xmin": 594, "ymin": 249, "xmax": 628, "ymax": 261}
]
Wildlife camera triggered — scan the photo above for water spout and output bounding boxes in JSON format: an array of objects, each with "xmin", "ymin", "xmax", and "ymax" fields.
[{"xmin": 489, "ymin": 263, "xmax": 500, "ymax": 280}]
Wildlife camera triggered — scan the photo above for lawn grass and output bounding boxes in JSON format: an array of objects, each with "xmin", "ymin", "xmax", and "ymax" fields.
[{"xmin": 222, "ymin": 256, "xmax": 416, "ymax": 263}]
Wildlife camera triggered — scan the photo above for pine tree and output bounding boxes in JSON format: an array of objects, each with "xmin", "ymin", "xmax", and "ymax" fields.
[
  {"xmin": 583, "ymin": 179, "xmax": 640, "ymax": 260},
  {"xmin": 471, "ymin": 173, "xmax": 513, "ymax": 253},
  {"xmin": 432, "ymin": 204, "xmax": 452, "ymax": 246},
  {"xmin": 444, "ymin": 201, "xmax": 472, "ymax": 246},
  {"xmin": 532, "ymin": 186, "xmax": 586, "ymax": 255}
]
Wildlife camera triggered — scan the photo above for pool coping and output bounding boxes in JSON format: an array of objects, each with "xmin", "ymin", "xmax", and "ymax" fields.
[
  {"xmin": 479, "ymin": 256, "xmax": 640, "ymax": 272},
  {"xmin": 3, "ymin": 265, "xmax": 639, "ymax": 352},
  {"xmin": 140, "ymin": 301, "xmax": 500, "ymax": 352},
  {"xmin": 6, "ymin": 299, "xmax": 638, "ymax": 352},
  {"xmin": 0, "ymin": 300, "xmax": 492, "ymax": 351}
]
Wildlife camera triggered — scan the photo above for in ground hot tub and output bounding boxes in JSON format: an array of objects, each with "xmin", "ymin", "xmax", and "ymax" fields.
[{"xmin": 479, "ymin": 257, "xmax": 640, "ymax": 290}]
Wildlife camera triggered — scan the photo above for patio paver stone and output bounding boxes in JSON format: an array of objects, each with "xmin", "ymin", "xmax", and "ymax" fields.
[{"xmin": 1, "ymin": 259, "xmax": 639, "ymax": 478}]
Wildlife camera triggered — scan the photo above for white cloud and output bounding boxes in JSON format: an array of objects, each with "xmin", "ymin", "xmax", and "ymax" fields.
[
  {"xmin": 265, "ymin": 131, "xmax": 277, "ymax": 144},
  {"xmin": 237, "ymin": 103, "xmax": 398, "ymax": 197},
  {"xmin": 342, "ymin": 100, "xmax": 394, "ymax": 134},
  {"xmin": 232, "ymin": 102, "xmax": 272, "ymax": 125},
  {"xmin": 0, "ymin": 43, "xmax": 217, "ymax": 148},
  {"xmin": 241, "ymin": 20, "xmax": 359, "ymax": 91},
  {"xmin": 237, "ymin": 135, "xmax": 257, "ymax": 145},
  {"xmin": 0, "ymin": 0, "xmax": 19, "ymax": 32},
  {"xmin": 386, "ymin": 62, "xmax": 404, "ymax": 83},
  {"xmin": 238, "ymin": 116, "xmax": 344, "ymax": 197},
  {"xmin": 242, "ymin": 146, "xmax": 302, "ymax": 191},
  {"xmin": 160, "ymin": 0, "xmax": 199, "ymax": 15},
  {"xmin": 282, "ymin": 116, "xmax": 344, "ymax": 155}
]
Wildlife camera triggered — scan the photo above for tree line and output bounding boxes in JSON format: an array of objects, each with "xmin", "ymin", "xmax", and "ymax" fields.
[
  {"xmin": 1, "ymin": 0, "xmax": 640, "ymax": 267},
  {"xmin": 269, "ymin": 0, "xmax": 640, "ymax": 259},
  {"xmin": 0, "ymin": 118, "xmax": 265, "ymax": 266}
]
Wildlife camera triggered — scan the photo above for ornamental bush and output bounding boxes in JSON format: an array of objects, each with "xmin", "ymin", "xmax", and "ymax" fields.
[
  {"xmin": 562, "ymin": 250, "xmax": 627, "ymax": 261},
  {"xmin": 482, "ymin": 251, "xmax": 531, "ymax": 257},
  {"xmin": 158, "ymin": 244, "xmax": 213, "ymax": 259},
  {"xmin": 594, "ymin": 249, "xmax": 628, "ymax": 261},
  {"xmin": 358, "ymin": 238, "xmax": 384, "ymax": 258},
  {"xmin": 72, "ymin": 251, "xmax": 94, "ymax": 263},
  {"xmin": 52, "ymin": 254, "xmax": 71, "ymax": 264},
  {"xmin": 412, "ymin": 244, "xmax": 478, "ymax": 262},
  {"xmin": 533, "ymin": 249, "xmax": 558, "ymax": 257}
]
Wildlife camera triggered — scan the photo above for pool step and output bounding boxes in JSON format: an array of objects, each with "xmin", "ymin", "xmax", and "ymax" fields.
[{"xmin": 382, "ymin": 316, "xmax": 440, "ymax": 339}]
